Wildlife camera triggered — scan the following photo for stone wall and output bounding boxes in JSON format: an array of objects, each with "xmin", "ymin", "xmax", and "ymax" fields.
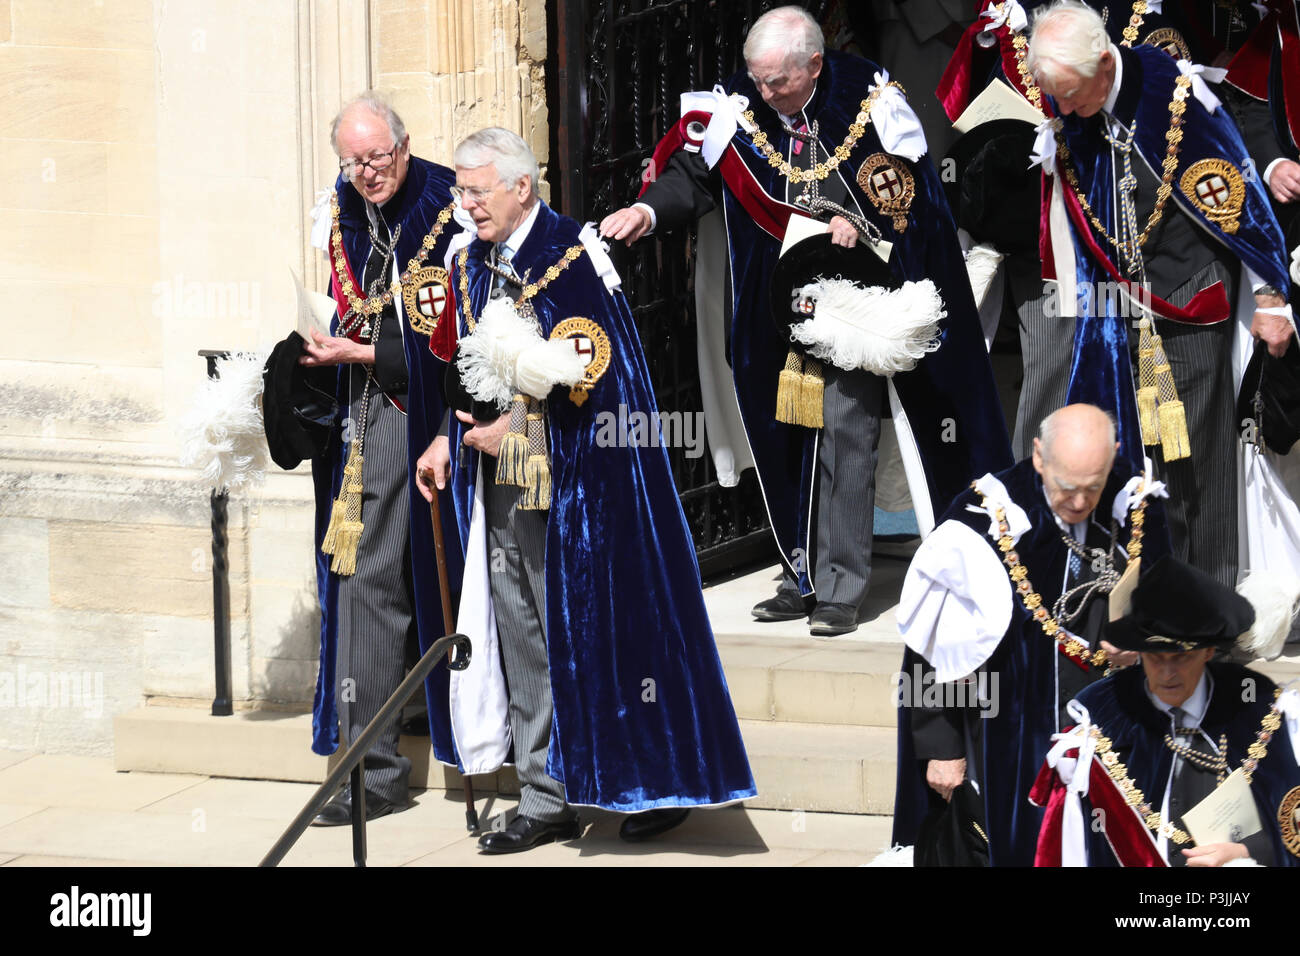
[{"xmin": 0, "ymin": 0, "xmax": 548, "ymax": 754}]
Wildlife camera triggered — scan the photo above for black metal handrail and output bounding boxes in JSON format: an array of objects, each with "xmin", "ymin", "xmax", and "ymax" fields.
[
  {"xmin": 259, "ymin": 631, "xmax": 472, "ymax": 867},
  {"xmin": 198, "ymin": 349, "xmax": 234, "ymax": 717}
]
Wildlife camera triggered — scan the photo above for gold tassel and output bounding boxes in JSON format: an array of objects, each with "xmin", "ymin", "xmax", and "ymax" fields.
[
  {"xmin": 320, "ymin": 496, "xmax": 346, "ymax": 555},
  {"xmin": 1157, "ymin": 399, "xmax": 1192, "ymax": 461},
  {"xmin": 330, "ymin": 521, "xmax": 363, "ymax": 576},
  {"xmin": 520, "ymin": 409, "xmax": 551, "ymax": 511},
  {"xmin": 776, "ymin": 349, "xmax": 804, "ymax": 425},
  {"xmin": 322, "ymin": 445, "xmax": 362, "ymax": 557},
  {"xmin": 800, "ymin": 358, "xmax": 824, "ymax": 430},
  {"xmin": 495, "ymin": 395, "xmax": 529, "ymax": 486},
  {"xmin": 324, "ymin": 448, "xmax": 365, "ymax": 575},
  {"xmin": 1136, "ymin": 384, "xmax": 1159, "ymax": 445},
  {"xmin": 1135, "ymin": 318, "xmax": 1159, "ymax": 446}
]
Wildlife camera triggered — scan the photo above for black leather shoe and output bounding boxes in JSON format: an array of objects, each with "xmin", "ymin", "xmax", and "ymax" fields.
[
  {"xmin": 809, "ymin": 602, "xmax": 858, "ymax": 636},
  {"xmin": 478, "ymin": 814, "xmax": 580, "ymax": 854},
  {"xmin": 310, "ymin": 788, "xmax": 408, "ymax": 827},
  {"xmin": 752, "ymin": 590, "xmax": 811, "ymax": 622},
  {"xmin": 619, "ymin": 807, "xmax": 691, "ymax": 842}
]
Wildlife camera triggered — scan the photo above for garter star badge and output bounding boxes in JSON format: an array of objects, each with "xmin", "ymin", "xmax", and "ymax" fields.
[
  {"xmin": 402, "ymin": 266, "xmax": 451, "ymax": 336},
  {"xmin": 857, "ymin": 153, "xmax": 914, "ymax": 233},
  {"xmin": 1142, "ymin": 28, "xmax": 1191, "ymax": 61},
  {"xmin": 549, "ymin": 317, "xmax": 611, "ymax": 407},
  {"xmin": 1280, "ymin": 786, "xmax": 1300, "ymax": 858},
  {"xmin": 1180, "ymin": 158, "xmax": 1245, "ymax": 235}
]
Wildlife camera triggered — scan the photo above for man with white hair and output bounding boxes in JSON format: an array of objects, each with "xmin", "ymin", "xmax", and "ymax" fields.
[
  {"xmin": 891, "ymin": 403, "xmax": 1173, "ymax": 865},
  {"xmin": 295, "ymin": 93, "xmax": 465, "ymax": 825},
  {"xmin": 1025, "ymin": 0, "xmax": 1295, "ymax": 590},
  {"xmin": 417, "ymin": 128, "xmax": 755, "ymax": 853},
  {"xmin": 602, "ymin": 6, "xmax": 1012, "ymax": 637}
]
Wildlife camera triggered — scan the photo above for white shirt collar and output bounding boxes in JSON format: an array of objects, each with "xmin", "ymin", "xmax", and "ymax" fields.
[
  {"xmin": 1102, "ymin": 43, "xmax": 1123, "ymax": 117},
  {"xmin": 500, "ymin": 200, "xmax": 541, "ymax": 262},
  {"xmin": 1145, "ymin": 669, "xmax": 1212, "ymax": 727}
]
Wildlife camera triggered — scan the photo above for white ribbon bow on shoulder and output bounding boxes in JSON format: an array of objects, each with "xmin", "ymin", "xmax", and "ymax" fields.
[
  {"xmin": 1029, "ymin": 117, "xmax": 1063, "ymax": 176},
  {"xmin": 310, "ymin": 187, "xmax": 334, "ymax": 252},
  {"xmin": 1176, "ymin": 60, "xmax": 1228, "ymax": 114},
  {"xmin": 869, "ymin": 70, "xmax": 928, "ymax": 162},
  {"xmin": 981, "ymin": 0, "xmax": 1028, "ymax": 33}
]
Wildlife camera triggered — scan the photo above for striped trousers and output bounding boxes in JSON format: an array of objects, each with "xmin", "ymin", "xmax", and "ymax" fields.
[
  {"xmin": 482, "ymin": 457, "xmax": 574, "ymax": 823},
  {"xmin": 335, "ymin": 391, "xmax": 415, "ymax": 804}
]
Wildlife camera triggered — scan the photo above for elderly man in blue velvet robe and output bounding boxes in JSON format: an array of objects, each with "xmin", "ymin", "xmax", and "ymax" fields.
[
  {"xmin": 300, "ymin": 93, "xmax": 465, "ymax": 826},
  {"xmin": 601, "ymin": 5, "xmax": 1012, "ymax": 638},
  {"xmin": 417, "ymin": 128, "xmax": 755, "ymax": 854},
  {"xmin": 1027, "ymin": 0, "xmax": 1295, "ymax": 589},
  {"xmin": 892, "ymin": 403, "xmax": 1173, "ymax": 865}
]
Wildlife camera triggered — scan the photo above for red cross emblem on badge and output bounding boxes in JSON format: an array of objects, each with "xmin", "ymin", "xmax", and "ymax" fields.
[
  {"xmin": 571, "ymin": 335, "xmax": 595, "ymax": 366},
  {"xmin": 871, "ymin": 168, "xmax": 903, "ymax": 200},
  {"xmin": 1196, "ymin": 175, "xmax": 1230, "ymax": 208},
  {"xmin": 416, "ymin": 283, "xmax": 446, "ymax": 317}
]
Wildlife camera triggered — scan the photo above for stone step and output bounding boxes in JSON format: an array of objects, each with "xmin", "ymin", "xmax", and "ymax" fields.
[
  {"xmin": 738, "ymin": 719, "xmax": 897, "ymax": 814},
  {"xmin": 112, "ymin": 708, "xmax": 900, "ymax": 815},
  {"xmin": 715, "ymin": 632, "xmax": 905, "ymax": 728}
]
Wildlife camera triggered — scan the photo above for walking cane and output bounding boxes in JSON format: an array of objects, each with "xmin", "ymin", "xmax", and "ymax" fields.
[{"xmin": 429, "ymin": 490, "xmax": 479, "ymax": 833}]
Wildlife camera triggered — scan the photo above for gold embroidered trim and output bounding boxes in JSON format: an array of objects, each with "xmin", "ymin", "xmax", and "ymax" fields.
[
  {"xmin": 401, "ymin": 266, "xmax": 450, "ymax": 336},
  {"xmin": 1179, "ymin": 158, "xmax": 1245, "ymax": 235},
  {"xmin": 742, "ymin": 81, "xmax": 905, "ymax": 185},
  {"xmin": 549, "ymin": 317, "xmax": 611, "ymax": 406},
  {"xmin": 1279, "ymin": 786, "xmax": 1300, "ymax": 858}
]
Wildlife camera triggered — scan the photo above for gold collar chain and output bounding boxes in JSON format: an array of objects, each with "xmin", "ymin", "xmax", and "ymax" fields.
[
  {"xmin": 1054, "ymin": 73, "xmax": 1192, "ymax": 260},
  {"xmin": 329, "ymin": 195, "xmax": 455, "ymax": 322},
  {"xmin": 1091, "ymin": 690, "xmax": 1285, "ymax": 846},
  {"xmin": 974, "ymin": 481, "xmax": 1150, "ymax": 669},
  {"xmin": 1120, "ymin": 0, "xmax": 1150, "ymax": 46},
  {"xmin": 998, "ymin": 3, "xmax": 1045, "ymax": 112},
  {"xmin": 457, "ymin": 243, "xmax": 586, "ymax": 333},
  {"xmin": 743, "ymin": 81, "xmax": 904, "ymax": 185}
]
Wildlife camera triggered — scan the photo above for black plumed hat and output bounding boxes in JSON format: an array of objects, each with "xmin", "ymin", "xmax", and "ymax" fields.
[
  {"xmin": 941, "ymin": 118, "xmax": 1040, "ymax": 255},
  {"xmin": 261, "ymin": 331, "xmax": 339, "ymax": 470},
  {"xmin": 1105, "ymin": 555, "xmax": 1255, "ymax": 652}
]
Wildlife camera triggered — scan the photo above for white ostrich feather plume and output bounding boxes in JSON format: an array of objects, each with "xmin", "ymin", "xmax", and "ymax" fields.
[
  {"xmin": 456, "ymin": 296, "xmax": 546, "ymax": 408},
  {"xmin": 1236, "ymin": 569, "xmax": 1300, "ymax": 661},
  {"xmin": 789, "ymin": 277, "xmax": 944, "ymax": 375},
  {"xmin": 178, "ymin": 350, "xmax": 270, "ymax": 494}
]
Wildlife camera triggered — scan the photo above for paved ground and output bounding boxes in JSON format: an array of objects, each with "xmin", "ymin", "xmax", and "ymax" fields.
[{"xmin": 0, "ymin": 750, "xmax": 895, "ymax": 866}]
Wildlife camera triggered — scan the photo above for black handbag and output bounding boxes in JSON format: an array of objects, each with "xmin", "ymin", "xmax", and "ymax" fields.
[
  {"xmin": 914, "ymin": 781, "xmax": 990, "ymax": 867},
  {"xmin": 1237, "ymin": 337, "xmax": 1300, "ymax": 456}
]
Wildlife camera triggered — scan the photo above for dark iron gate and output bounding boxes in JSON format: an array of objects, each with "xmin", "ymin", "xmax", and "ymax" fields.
[{"xmin": 547, "ymin": 0, "xmax": 853, "ymax": 579}]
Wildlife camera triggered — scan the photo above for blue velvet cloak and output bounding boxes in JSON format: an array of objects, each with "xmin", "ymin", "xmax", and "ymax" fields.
[
  {"xmin": 447, "ymin": 201, "xmax": 757, "ymax": 810},
  {"xmin": 719, "ymin": 51, "xmax": 1013, "ymax": 594},
  {"xmin": 891, "ymin": 457, "xmax": 1173, "ymax": 865},
  {"xmin": 1054, "ymin": 44, "xmax": 1291, "ymax": 467},
  {"xmin": 310, "ymin": 156, "xmax": 465, "ymax": 762},
  {"xmin": 1071, "ymin": 661, "xmax": 1300, "ymax": 867}
]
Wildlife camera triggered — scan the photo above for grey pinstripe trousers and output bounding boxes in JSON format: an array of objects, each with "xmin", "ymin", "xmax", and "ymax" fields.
[
  {"xmin": 481, "ymin": 458, "xmax": 573, "ymax": 823},
  {"xmin": 335, "ymin": 391, "xmax": 415, "ymax": 804}
]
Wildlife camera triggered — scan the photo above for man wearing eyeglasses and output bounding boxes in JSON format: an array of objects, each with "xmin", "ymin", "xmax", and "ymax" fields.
[
  {"xmin": 296, "ymin": 92, "xmax": 465, "ymax": 826},
  {"xmin": 416, "ymin": 128, "xmax": 755, "ymax": 853}
]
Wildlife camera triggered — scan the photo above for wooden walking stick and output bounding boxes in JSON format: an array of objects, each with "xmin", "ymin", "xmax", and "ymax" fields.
[{"xmin": 429, "ymin": 489, "xmax": 479, "ymax": 833}]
